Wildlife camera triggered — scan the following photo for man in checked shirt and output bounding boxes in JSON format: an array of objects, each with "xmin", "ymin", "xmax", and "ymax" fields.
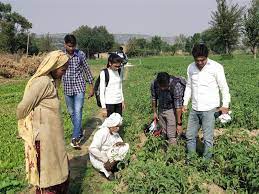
[
  {"xmin": 62, "ymin": 34, "xmax": 94, "ymax": 148},
  {"xmin": 151, "ymin": 72, "xmax": 185, "ymax": 145}
]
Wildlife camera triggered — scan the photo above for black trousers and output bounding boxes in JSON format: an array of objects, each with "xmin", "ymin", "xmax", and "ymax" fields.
[{"xmin": 106, "ymin": 103, "xmax": 122, "ymax": 117}]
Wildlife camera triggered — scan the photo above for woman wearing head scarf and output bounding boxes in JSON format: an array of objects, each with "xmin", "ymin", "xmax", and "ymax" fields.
[
  {"xmin": 17, "ymin": 50, "xmax": 70, "ymax": 194},
  {"xmin": 89, "ymin": 113, "xmax": 129, "ymax": 180}
]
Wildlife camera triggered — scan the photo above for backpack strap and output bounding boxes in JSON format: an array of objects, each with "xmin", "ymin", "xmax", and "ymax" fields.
[
  {"xmin": 74, "ymin": 49, "xmax": 83, "ymax": 64},
  {"xmin": 102, "ymin": 68, "xmax": 121, "ymax": 87},
  {"xmin": 103, "ymin": 68, "xmax": 109, "ymax": 87}
]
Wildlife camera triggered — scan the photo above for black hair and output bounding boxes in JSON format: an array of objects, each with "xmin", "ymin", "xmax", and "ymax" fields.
[
  {"xmin": 107, "ymin": 53, "xmax": 123, "ymax": 68},
  {"xmin": 64, "ymin": 34, "xmax": 77, "ymax": 46},
  {"xmin": 119, "ymin": 46, "xmax": 123, "ymax": 51},
  {"xmin": 156, "ymin": 72, "xmax": 170, "ymax": 87},
  {"xmin": 192, "ymin": 43, "xmax": 209, "ymax": 58}
]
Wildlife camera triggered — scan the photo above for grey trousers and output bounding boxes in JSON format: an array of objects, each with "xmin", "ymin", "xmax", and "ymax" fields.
[{"xmin": 158, "ymin": 108, "xmax": 177, "ymax": 144}]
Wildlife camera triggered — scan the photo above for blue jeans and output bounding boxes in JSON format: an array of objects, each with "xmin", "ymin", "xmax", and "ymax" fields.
[
  {"xmin": 186, "ymin": 108, "xmax": 216, "ymax": 159},
  {"xmin": 65, "ymin": 93, "xmax": 85, "ymax": 139}
]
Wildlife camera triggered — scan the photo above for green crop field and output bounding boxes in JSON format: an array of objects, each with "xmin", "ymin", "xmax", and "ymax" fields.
[{"xmin": 0, "ymin": 55, "xmax": 258, "ymax": 193}]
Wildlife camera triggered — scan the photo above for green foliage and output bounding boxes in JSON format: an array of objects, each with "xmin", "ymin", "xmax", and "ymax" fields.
[
  {"xmin": 150, "ymin": 36, "xmax": 163, "ymax": 52},
  {"xmin": 210, "ymin": 0, "xmax": 244, "ymax": 55},
  {"xmin": 1, "ymin": 56, "xmax": 258, "ymax": 193},
  {"xmin": 34, "ymin": 33, "xmax": 57, "ymax": 53},
  {"xmin": 73, "ymin": 25, "xmax": 114, "ymax": 58},
  {"xmin": 126, "ymin": 37, "xmax": 178, "ymax": 57},
  {"xmin": 185, "ymin": 33, "xmax": 202, "ymax": 54},
  {"xmin": 114, "ymin": 55, "xmax": 259, "ymax": 193},
  {"xmin": 243, "ymin": 0, "xmax": 259, "ymax": 58},
  {"xmin": 0, "ymin": 2, "xmax": 32, "ymax": 53}
]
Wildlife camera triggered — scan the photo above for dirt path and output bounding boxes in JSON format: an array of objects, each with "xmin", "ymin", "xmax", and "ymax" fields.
[{"xmin": 67, "ymin": 112, "xmax": 109, "ymax": 194}]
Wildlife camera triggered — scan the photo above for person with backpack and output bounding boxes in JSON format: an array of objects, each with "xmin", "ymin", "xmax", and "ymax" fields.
[
  {"xmin": 115, "ymin": 46, "xmax": 128, "ymax": 80},
  {"xmin": 116, "ymin": 46, "xmax": 128, "ymax": 66},
  {"xmin": 97, "ymin": 53, "xmax": 124, "ymax": 117},
  {"xmin": 62, "ymin": 34, "xmax": 94, "ymax": 148},
  {"xmin": 151, "ymin": 72, "xmax": 185, "ymax": 145},
  {"xmin": 182, "ymin": 43, "xmax": 231, "ymax": 159}
]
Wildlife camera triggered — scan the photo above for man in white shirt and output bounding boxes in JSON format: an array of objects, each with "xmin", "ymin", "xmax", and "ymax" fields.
[
  {"xmin": 89, "ymin": 113, "xmax": 129, "ymax": 180},
  {"xmin": 182, "ymin": 43, "xmax": 231, "ymax": 159}
]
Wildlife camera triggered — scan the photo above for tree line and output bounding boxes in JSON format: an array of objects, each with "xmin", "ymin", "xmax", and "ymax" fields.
[{"xmin": 0, "ymin": 0, "xmax": 258, "ymax": 58}]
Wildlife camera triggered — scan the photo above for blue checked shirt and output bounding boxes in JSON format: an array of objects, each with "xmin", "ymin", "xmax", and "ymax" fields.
[
  {"xmin": 62, "ymin": 50, "xmax": 94, "ymax": 96},
  {"xmin": 151, "ymin": 78, "xmax": 184, "ymax": 110}
]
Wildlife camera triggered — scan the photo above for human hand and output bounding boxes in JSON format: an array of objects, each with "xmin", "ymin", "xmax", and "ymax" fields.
[
  {"xmin": 176, "ymin": 125, "xmax": 183, "ymax": 136},
  {"xmin": 219, "ymin": 107, "xmax": 229, "ymax": 114},
  {"xmin": 154, "ymin": 112, "xmax": 159, "ymax": 121},
  {"xmin": 88, "ymin": 85, "xmax": 94, "ymax": 99},
  {"xmin": 102, "ymin": 108, "xmax": 107, "ymax": 117},
  {"xmin": 182, "ymin": 106, "xmax": 188, "ymax": 113}
]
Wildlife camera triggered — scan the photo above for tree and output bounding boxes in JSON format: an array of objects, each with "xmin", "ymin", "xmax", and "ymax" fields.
[
  {"xmin": 135, "ymin": 38, "xmax": 148, "ymax": 49},
  {"xmin": 174, "ymin": 34, "xmax": 187, "ymax": 51},
  {"xmin": 185, "ymin": 36, "xmax": 193, "ymax": 54},
  {"xmin": 28, "ymin": 33, "xmax": 39, "ymax": 55},
  {"xmin": 0, "ymin": 2, "xmax": 32, "ymax": 53},
  {"xmin": 184, "ymin": 33, "xmax": 202, "ymax": 54},
  {"xmin": 73, "ymin": 25, "xmax": 114, "ymax": 58},
  {"xmin": 210, "ymin": 0, "xmax": 244, "ymax": 55},
  {"xmin": 150, "ymin": 36, "xmax": 163, "ymax": 52},
  {"xmin": 243, "ymin": 0, "xmax": 259, "ymax": 59},
  {"xmin": 35, "ymin": 33, "xmax": 56, "ymax": 53},
  {"xmin": 201, "ymin": 28, "xmax": 224, "ymax": 54}
]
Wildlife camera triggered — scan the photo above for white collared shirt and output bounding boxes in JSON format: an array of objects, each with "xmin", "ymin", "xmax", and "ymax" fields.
[{"xmin": 183, "ymin": 59, "xmax": 230, "ymax": 111}]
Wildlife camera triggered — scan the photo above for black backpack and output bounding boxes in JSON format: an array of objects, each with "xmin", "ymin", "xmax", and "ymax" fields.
[{"xmin": 94, "ymin": 68, "xmax": 121, "ymax": 107}]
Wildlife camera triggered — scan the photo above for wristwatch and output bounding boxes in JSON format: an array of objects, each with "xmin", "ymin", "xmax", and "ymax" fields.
[{"xmin": 177, "ymin": 122, "xmax": 182, "ymax": 126}]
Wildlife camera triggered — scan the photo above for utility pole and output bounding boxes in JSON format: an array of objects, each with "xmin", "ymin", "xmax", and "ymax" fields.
[{"xmin": 26, "ymin": 32, "xmax": 30, "ymax": 57}]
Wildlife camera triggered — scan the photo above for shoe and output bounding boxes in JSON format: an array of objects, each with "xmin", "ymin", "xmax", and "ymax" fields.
[{"xmin": 70, "ymin": 138, "xmax": 80, "ymax": 149}]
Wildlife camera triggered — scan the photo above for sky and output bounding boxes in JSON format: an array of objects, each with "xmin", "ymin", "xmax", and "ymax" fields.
[{"xmin": 3, "ymin": 0, "xmax": 250, "ymax": 36}]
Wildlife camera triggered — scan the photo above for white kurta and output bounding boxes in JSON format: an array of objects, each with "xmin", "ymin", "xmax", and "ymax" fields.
[{"xmin": 89, "ymin": 127, "xmax": 129, "ymax": 177}]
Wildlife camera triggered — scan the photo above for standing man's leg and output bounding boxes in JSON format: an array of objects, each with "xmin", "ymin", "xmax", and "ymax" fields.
[
  {"xmin": 72, "ymin": 93, "xmax": 85, "ymax": 140},
  {"xmin": 201, "ymin": 108, "xmax": 216, "ymax": 159},
  {"xmin": 65, "ymin": 94, "xmax": 75, "ymax": 130},
  {"xmin": 186, "ymin": 109, "xmax": 201, "ymax": 155},
  {"xmin": 158, "ymin": 111, "xmax": 167, "ymax": 138},
  {"xmin": 165, "ymin": 109, "xmax": 177, "ymax": 145}
]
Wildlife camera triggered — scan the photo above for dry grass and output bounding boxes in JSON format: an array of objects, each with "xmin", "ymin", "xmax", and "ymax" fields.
[{"xmin": 0, "ymin": 53, "xmax": 45, "ymax": 78}]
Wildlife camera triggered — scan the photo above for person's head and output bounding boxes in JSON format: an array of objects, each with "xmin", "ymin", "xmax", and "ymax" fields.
[
  {"xmin": 192, "ymin": 43, "xmax": 209, "ymax": 70},
  {"xmin": 102, "ymin": 113, "xmax": 123, "ymax": 133},
  {"xmin": 156, "ymin": 72, "xmax": 170, "ymax": 90},
  {"xmin": 119, "ymin": 46, "xmax": 124, "ymax": 52},
  {"xmin": 64, "ymin": 34, "xmax": 77, "ymax": 55},
  {"xmin": 51, "ymin": 62, "xmax": 69, "ymax": 79},
  {"xmin": 107, "ymin": 53, "xmax": 123, "ymax": 70}
]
